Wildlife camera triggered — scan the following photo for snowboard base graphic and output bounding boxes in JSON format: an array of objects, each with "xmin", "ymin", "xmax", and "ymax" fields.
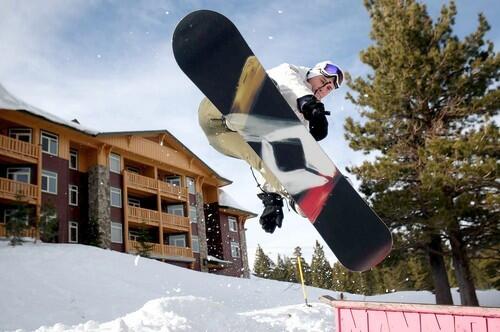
[{"xmin": 173, "ymin": 10, "xmax": 392, "ymax": 271}]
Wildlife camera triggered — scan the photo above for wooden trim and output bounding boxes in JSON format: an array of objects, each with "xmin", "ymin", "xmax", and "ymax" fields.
[
  {"xmin": 128, "ymin": 240, "xmax": 193, "ymax": 259},
  {"xmin": 0, "ymin": 177, "xmax": 38, "ymax": 204},
  {"xmin": 0, "ymin": 134, "xmax": 39, "ymax": 163}
]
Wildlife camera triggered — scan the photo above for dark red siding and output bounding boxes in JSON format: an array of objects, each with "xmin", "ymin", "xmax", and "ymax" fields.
[
  {"xmin": 68, "ymin": 169, "xmax": 88, "ymax": 241},
  {"xmin": 42, "ymin": 153, "xmax": 70, "ymax": 243},
  {"xmin": 217, "ymin": 212, "xmax": 244, "ymax": 277},
  {"xmin": 205, "ymin": 203, "xmax": 223, "ymax": 258}
]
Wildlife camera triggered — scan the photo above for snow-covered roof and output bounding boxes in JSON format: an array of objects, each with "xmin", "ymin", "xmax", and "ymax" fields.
[
  {"xmin": 0, "ymin": 84, "xmax": 99, "ymax": 135},
  {"xmin": 0, "ymin": 83, "xmax": 231, "ymax": 185},
  {"xmin": 206, "ymin": 255, "xmax": 233, "ymax": 264},
  {"xmin": 218, "ymin": 189, "xmax": 258, "ymax": 217}
]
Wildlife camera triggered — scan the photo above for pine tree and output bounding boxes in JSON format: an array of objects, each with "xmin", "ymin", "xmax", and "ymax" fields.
[
  {"xmin": 284, "ymin": 256, "xmax": 297, "ymax": 283},
  {"xmin": 408, "ymin": 256, "xmax": 434, "ymax": 291},
  {"xmin": 310, "ymin": 241, "xmax": 333, "ymax": 289},
  {"xmin": 345, "ymin": 0, "xmax": 499, "ymax": 305},
  {"xmin": 136, "ymin": 227, "xmax": 154, "ymax": 258},
  {"xmin": 253, "ymin": 245, "xmax": 274, "ymax": 278},
  {"xmin": 39, "ymin": 204, "xmax": 59, "ymax": 243},
  {"xmin": 6, "ymin": 193, "xmax": 32, "ymax": 246},
  {"xmin": 331, "ymin": 262, "xmax": 347, "ymax": 292},
  {"xmin": 292, "ymin": 246, "xmax": 311, "ymax": 285},
  {"xmin": 271, "ymin": 254, "xmax": 289, "ymax": 281}
]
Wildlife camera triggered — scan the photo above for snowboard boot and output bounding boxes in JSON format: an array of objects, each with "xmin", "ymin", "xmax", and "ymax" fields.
[{"xmin": 257, "ymin": 192, "xmax": 284, "ymax": 234}]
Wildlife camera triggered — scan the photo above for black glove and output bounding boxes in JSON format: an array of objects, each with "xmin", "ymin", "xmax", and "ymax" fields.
[
  {"xmin": 257, "ymin": 193, "xmax": 284, "ymax": 234},
  {"xmin": 297, "ymin": 95, "xmax": 329, "ymax": 141}
]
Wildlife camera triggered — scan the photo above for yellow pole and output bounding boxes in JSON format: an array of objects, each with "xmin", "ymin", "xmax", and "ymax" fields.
[{"xmin": 297, "ymin": 254, "xmax": 310, "ymax": 307}]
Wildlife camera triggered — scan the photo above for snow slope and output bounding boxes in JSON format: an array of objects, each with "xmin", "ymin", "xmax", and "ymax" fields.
[{"xmin": 0, "ymin": 241, "xmax": 498, "ymax": 331}]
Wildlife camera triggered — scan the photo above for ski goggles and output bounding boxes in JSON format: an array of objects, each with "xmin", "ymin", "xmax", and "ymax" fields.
[{"xmin": 319, "ymin": 63, "xmax": 344, "ymax": 89}]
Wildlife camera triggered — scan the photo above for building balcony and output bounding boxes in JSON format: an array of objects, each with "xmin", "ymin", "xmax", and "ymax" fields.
[
  {"xmin": 0, "ymin": 135, "xmax": 39, "ymax": 164},
  {"xmin": 128, "ymin": 206, "xmax": 160, "ymax": 226},
  {"xmin": 158, "ymin": 180, "xmax": 188, "ymax": 201},
  {"xmin": 0, "ymin": 177, "xmax": 38, "ymax": 205},
  {"xmin": 125, "ymin": 171, "xmax": 188, "ymax": 201},
  {"xmin": 0, "ymin": 224, "xmax": 37, "ymax": 238},
  {"xmin": 128, "ymin": 240, "xmax": 194, "ymax": 261},
  {"xmin": 127, "ymin": 206, "xmax": 190, "ymax": 232},
  {"xmin": 160, "ymin": 211, "xmax": 190, "ymax": 232}
]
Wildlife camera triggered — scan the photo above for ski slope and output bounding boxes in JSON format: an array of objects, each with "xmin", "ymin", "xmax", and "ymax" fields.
[{"xmin": 0, "ymin": 241, "xmax": 498, "ymax": 331}]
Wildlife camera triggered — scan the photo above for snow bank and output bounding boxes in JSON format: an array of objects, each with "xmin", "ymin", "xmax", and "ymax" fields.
[{"xmin": 0, "ymin": 241, "xmax": 497, "ymax": 331}]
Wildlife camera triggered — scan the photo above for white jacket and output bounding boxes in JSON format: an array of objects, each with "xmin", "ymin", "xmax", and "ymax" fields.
[{"xmin": 267, "ymin": 63, "xmax": 313, "ymax": 125}]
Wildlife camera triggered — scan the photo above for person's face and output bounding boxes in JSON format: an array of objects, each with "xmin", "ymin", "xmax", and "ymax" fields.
[{"xmin": 308, "ymin": 75, "xmax": 334, "ymax": 100}]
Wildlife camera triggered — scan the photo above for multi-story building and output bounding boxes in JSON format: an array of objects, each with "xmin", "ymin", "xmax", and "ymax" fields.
[{"xmin": 0, "ymin": 84, "xmax": 256, "ymax": 277}]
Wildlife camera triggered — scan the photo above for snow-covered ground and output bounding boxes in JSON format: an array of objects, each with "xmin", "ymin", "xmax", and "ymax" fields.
[{"xmin": 1, "ymin": 241, "xmax": 498, "ymax": 332}]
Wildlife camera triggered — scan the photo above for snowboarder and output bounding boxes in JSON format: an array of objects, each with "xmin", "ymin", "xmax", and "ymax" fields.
[{"xmin": 198, "ymin": 61, "xmax": 344, "ymax": 233}]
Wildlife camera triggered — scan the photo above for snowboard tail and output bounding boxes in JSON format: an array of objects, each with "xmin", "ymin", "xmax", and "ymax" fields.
[{"xmin": 173, "ymin": 10, "xmax": 392, "ymax": 271}]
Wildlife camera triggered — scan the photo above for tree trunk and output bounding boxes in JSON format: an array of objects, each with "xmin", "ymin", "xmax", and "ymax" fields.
[
  {"xmin": 449, "ymin": 230, "xmax": 479, "ymax": 306},
  {"xmin": 427, "ymin": 235, "xmax": 454, "ymax": 305}
]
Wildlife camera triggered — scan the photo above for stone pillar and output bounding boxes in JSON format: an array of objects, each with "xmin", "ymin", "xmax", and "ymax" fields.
[
  {"xmin": 195, "ymin": 192, "xmax": 209, "ymax": 272},
  {"xmin": 88, "ymin": 165, "xmax": 111, "ymax": 248},
  {"xmin": 239, "ymin": 218, "xmax": 250, "ymax": 278}
]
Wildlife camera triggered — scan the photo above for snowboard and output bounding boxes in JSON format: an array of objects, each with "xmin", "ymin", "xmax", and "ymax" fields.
[{"xmin": 172, "ymin": 10, "xmax": 392, "ymax": 271}]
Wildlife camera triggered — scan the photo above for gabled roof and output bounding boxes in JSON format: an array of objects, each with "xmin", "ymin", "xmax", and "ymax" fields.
[
  {"xmin": 0, "ymin": 84, "xmax": 98, "ymax": 135},
  {"xmin": 98, "ymin": 130, "xmax": 232, "ymax": 186},
  {"xmin": 0, "ymin": 83, "xmax": 231, "ymax": 186},
  {"xmin": 218, "ymin": 189, "xmax": 258, "ymax": 218}
]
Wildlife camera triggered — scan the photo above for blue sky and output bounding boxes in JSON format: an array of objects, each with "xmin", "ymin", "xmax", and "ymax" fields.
[{"xmin": 1, "ymin": 0, "xmax": 498, "ymax": 267}]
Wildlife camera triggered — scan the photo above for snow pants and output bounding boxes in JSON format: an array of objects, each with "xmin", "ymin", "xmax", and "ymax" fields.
[{"xmin": 198, "ymin": 97, "xmax": 285, "ymax": 194}]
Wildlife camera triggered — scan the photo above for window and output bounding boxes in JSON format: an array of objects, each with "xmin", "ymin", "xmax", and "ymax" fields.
[
  {"xmin": 110, "ymin": 187, "xmax": 122, "ymax": 208},
  {"xmin": 69, "ymin": 185, "xmax": 78, "ymax": 206},
  {"xmin": 7, "ymin": 167, "xmax": 31, "ymax": 183},
  {"xmin": 187, "ymin": 177, "xmax": 195, "ymax": 194},
  {"xmin": 41, "ymin": 170, "xmax": 58, "ymax": 194},
  {"xmin": 189, "ymin": 206, "xmax": 197, "ymax": 223},
  {"xmin": 231, "ymin": 241, "xmax": 240, "ymax": 258},
  {"xmin": 169, "ymin": 234, "xmax": 186, "ymax": 247},
  {"xmin": 41, "ymin": 131, "xmax": 58, "ymax": 156},
  {"xmin": 167, "ymin": 204, "xmax": 184, "ymax": 216},
  {"xmin": 69, "ymin": 149, "xmax": 78, "ymax": 170},
  {"xmin": 165, "ymin": 176, "xmax": 181, "ymax": 187},
  {"xmin": 228, "ymin": 216, "xmax": 238, "ymax": 232},
  {"xmin": 191, "ymin": 236, "xmax": 200, "ymax": 253},
  {"xmin": 68, "ymin": 221, "xmax": 78, "ymax": 243},
  {"xmin": 41, "ymin": 210, "xmax": 57, "ymax": 226},
  {"xmin": 129, "ymin": 230, "xmax": 140, "ymax": 241},
  {"xmin": 109, "ymin": 153, "xmax": 121, "ymax": 173},
  {"xmin": 126, "ymin": 166, "xmax": 140, "ymax": 174},
  {"xmin": 3, "ymin": 209, "xmax": 29, "ymax": 225},
  {"xmin": 128, "ymin": 198, "xmax": 141, "ymax": 208},
  {"xmin": 9, "ymin": 128, "xmax": 32, "ymax": 143},
  {"xmin": 111, "ymin": 222, "xmax": 123, "ymax": 244}
]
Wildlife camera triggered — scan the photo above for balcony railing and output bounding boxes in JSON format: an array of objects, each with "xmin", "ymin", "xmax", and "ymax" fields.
[
  {"xmin": 0, "ymin": 177, "xmax": 38, "ymax": 204},
  {"xmin": 127, "ymin": 206, "xmax": 190, "ymax": 231},
  {"xmin": 128, "ymin": 240, "xmax": 193, "ymax": 260},
  {"xmin": 0, "ymin": 135, "xmax": 39, "ymax": 162},
  {"xmin": 0, "ymin": 224, "xmax": 37, "ymax": 238},
  {"xmin": 161, "ymin": 212, "xmax": 190, "ymax": 231},
  {"xmin": 128, "ymin": 206, "xmax": 160, "ymax": 226},
  {"xmin": 126, "ymin": 172, "xmax": 158, "ymax": 193},
  {"xmin": 125, "ymin": 171, "xmax": 188, "ymax": 201},
  {"xmin": 158, "ymin": 181, "xmax": 188, "ymax": 200}
]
